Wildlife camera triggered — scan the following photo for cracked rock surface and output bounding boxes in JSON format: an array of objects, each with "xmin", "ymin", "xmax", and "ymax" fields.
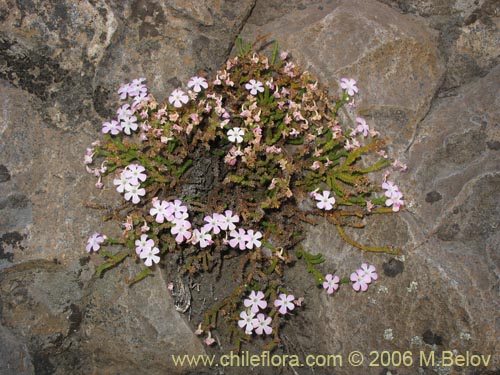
[{"xmin": 1, "ymin": 0, "xmax": 498, "ymax": 374}]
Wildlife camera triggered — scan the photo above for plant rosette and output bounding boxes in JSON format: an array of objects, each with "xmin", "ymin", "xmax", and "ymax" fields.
[{"xmin": 84, "ymin": 39, "xmax": 407, "ymax": 351}]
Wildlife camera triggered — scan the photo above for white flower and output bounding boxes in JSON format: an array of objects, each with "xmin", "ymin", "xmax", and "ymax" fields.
[
  {"xmin": 227, "ymin": 127, "xmax": 244, "ymax": 143},
  {"xmin": 150, "ymin": 200, "xmax": 173, "ymax": 223},
  {"xmin": 340, "ymin": 78, "xmax": 358, "ymax": 96},
  {"xmin": 86, "ymin": 232, "xmax": 105, "ymax": 252},
  {"xmin": 113, "ymin": 173, "xmax": 130, "ymax": 193},
  {"xmin": 187, "ymin": 76, "xmax": 208, "ymax": 93},
  {"xmin": 120, "ymin": 116, "xmax": 138, "ymax": 135},
  {"xmin": 135, "ymin": 234, "xmax": 155, "ymax": 255},
  {"xmin": 315, "ymin": 190, "xmax": 336, "ymax": 210},
  {"xmin": 140, "ymin": 246, "xmax": 160, "ymax": 267},
  {"xmin": 123, "ymin": 164, "xmax": 147, "ymax": 185},
  {"xmin": 238, "ymin": 310, "xmax": 255, "ymax": 335},
  {"xmin": 124, "ymin": 184, "xmax": 146, "ymax": 204},
  {"xmin": 245, "ymin": 230, "xmax": 262, "ymax": 249},
  {"xmin": 168, "ymin": 89, "xmax": 189, "ymax": 108},
  {"xmin": 245, "ymin": 79, "xmax": 264, "ymax": 95},
  {"xmin": 117, "ymin": 104, "xmax": 134, "ymax": 120}
]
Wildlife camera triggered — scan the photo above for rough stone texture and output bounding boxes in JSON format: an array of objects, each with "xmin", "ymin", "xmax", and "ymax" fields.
[
  {"xmin": 0, "ymin": 0, "xmax": 255, "ymax": 374},
  {"xmin": 1, "ymin": 0, "xmax": 499, "ymax": 374},
  {"xmin": 237, "ymin": 0, "xmax": 446, "ymax": 155}
]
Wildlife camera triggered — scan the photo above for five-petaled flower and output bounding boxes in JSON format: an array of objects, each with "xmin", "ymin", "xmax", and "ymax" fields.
[
  {"xmin": 227, "ymin": 127, "xmax": 245, "ymax": 143},
  {"xmin": 244, "ymin": 290, "xmax": 267, "ymax": 313},
  {"xmin": 140, "ymin": 246, "xmax": 160, "ymax": 267},
  {"xmin": 245, "ymin": 79, "xmax": 264, "ymax": 95},
  {"xmin": 102, "ymin": 120, "xmax": 122, "ymax": 135},
  {"xmin": 350, "ymin": 270, "xmax": 371, "ymax": 292},
  {"xmin": 229, "ymin": 228, "xmax": 248, "ymax": 250},
  {"xmin": 323, "ymin": 274, "xmax": 340, "ymax": 294},
  {"xmin": 252, "ymin": 313, "xmax": 273, "ymax": 335},
  {"xmin": 245, "ymin": 229, "xmax": 262, "ymax": 249},
  {"xmin": 135, "ymin": 234, "xmax": 155, "ymax": 255},
  {"xmin": 150, "ymin": 200, "xmax": 173, "ymax": 223},
  {"xmin": 187, "ymin": 76, "xmax": 208, "ymax": 93},
  {"xmin": 315, "ymin": 190, "xmax": 336, "ymax": 210},
  {"xmin": 355, "ymin": 117, "xmax": 370, "ymax": 137},
  {"xmin": 218, "ymin": 210, "xmax": 239, "ymax": 231},
  {"xmin": 169, "ymin": 89, "xmax": 189, "ymax": 108},
  {"xmin": 359, "ymin": 264, "xmax": 378, "ymax": 282},
  {"xmin": 238, "ymin": 310, "xmax": 255, "ymax": 335},
  {"xmin": 86, "ymin": 232, "xmax": 105, "ymax": 252},
  {"xmin": 340, "ymin": 78, "xmax": 358, "ymax": 96},
  {"xmin": 274, "ymin": 293, "xmax": 295, "ymax": 315}
]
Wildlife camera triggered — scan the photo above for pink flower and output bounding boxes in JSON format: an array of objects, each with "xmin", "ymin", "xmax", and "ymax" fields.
[
  {"xmin": 203, "ymin": 332, "xmax": 216, "ymax": 346},
  {"xmin": 187, "ymin": 76, "xmax": 208, "ymax": 93},
  {"xmin": 135, "ymin": 234, "xmax": 154, "ymax": 255},
  {"xmin": 359, "ymin": 264, "xmax": 378, "ymax": 282},
  {"xmin": 117, "ymin": 104, "xmax": 133, "ymax": 120},
  {"xmin": 322, "ymin": 274, "xmax": 340, "ymax": 294},
  {"xmin": 168, "ymin": 89, "xmax": 189, "ymax": 108},
  {"xmin": 340, "ymin": 78, "xmax": 358, "ymax": 96},
  {"xmin": 218, "ymin": 210, "xmax": 239, "ymax": 231},
  {"xmin": 123, "ymin": 184, "xmax": 146, "ymax": 204},
  {"xmin": 86, "ymin": 232, "xmax": 105, "ymax": 252},
  {"xmin": 245, "ymin": 230, "xmax": 262, "ymax": 249},
  {"xmin": 102, "ymin": 120, "xmax": 122, "ymax": 135},
  {"xmin": 171, "ymin": 220, "xmax": 192, "ymax": 243},
  {"xmin": 170, "ymin": 199, "xmax": 188, "ymax": 219},
  {"xmin": 123, "ymin": 164, "xmax": 147, "ymax": 185},
  {"xmin": 315, "ymin": 190, "xmax": 336, "ymax": 210},
  {"xmin": 386, "ymin": 191, "xmax": 404, "ymax": 212},
  {"xmin": 382, "ymin": 181, "xmax": 400, "ymax": 198},
  {"xmin": 197, "ymin": 229, "xmax": 213, "ymax": 248},
  {"xmin": 245, "ymin": 79, "xmax": 264, "ymax": 95},
  {"xmin": 355, "ymin": 117, "xmax": 370, "ymax": 137},
  {"xmin": 140, "ymin": 246, "xmax": 160, "ymax": 267},
  {"xmin": 244, "ymin": 290, "xmax": 267, "ymax": 313},
  {"xmin": 350, "ymin": 270, "xmax": 371, "ymax": 292},
  {"xmin": 238, "ymin": 310, "xmax": 256, "ymax": 334},
  {"xmin": 202, "ymin": 213, "xmax": 222, "ymax": 234},
  {"xmin": 150, "ymin": 200, "xmax": 173, "ymax": 223},
  {"xmin": 274, "ymin": 294, "xmax": 295, "ymax": 315},
  {"xmin": 229, "ymin": 228, "xmax": 248, "ymax": 250},
  {"xmin": 252, "ymin": 313, "xmax": 272, "ymax": 335}
]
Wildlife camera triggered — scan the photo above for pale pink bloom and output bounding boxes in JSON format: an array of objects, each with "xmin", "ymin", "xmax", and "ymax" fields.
[
  {"xmin": 386, "ymin": 191, "xmax": 404, "ymax": 212},
  {"xmin": 218, "ymin": 210, "xmax": 239, "ymax": 231},
  {"xmin": 366, "ymin": 200, "xmax": 374, "ymax": 212},
  {"xmin": 171, "ymin": 220, "xmax": 192, "ymax": 243},
  {"xmin": 245, "ymin": 79, "xmax": 264, "ymax": 95},
  {"xmin": 194, "ymin": 323, "xmax": 203, "ymax": 336},
  {"xmin": 323, "ymin": 274, "xmax": 340, "ymax": 294},
  {"xmin": 382, "ymin": 181, "xmax": 400, "ymax": 198},
  {"xmin": 120, "ymin": 116, "xmax": 138, "ymax": 135},
  {"xmin": 150, "ymin": 200, "xmax": 173, "ymax": 223},
  {"xmin": 252, "ymin": 313, "xmax": 272, "ymax": 335},
  {"xmin": 123, "ymin": 164, "xmax": 147, "ymax": 185},
  {"xmin": 340, "ymin": 78, "xmax": 358, "ymax": 96},
  {"xmin": 135, "ymin": 234, "xmax": 154, "ymax": 255},
  {"xmin": 167, "ymin": 200, "xmax": 187, "ymax": 220},
  {"xmin": 117, "ymin": 104, "xmax": 134, "ymax": 120},
  {"xmin": 359, "ymin": 264, "xmax": 378, "ymax": 282},
  {"xmin": 123, "ymin": 184, "xmax": 145, "ymax": 204},
  {"xmin": 140, "ymin": 222, "xmax": 150, "ymax": 233},
  {"xmin": 244, "ymin": 291, "xmax": 267, "ymax": 313},
  {"xmin": 274, "ymin": 294, "xmax": 295, "ymax": 315},
  {"xmin": 246, "ymin": 230, "xmax": 262, "ymax": 249},
  {"xmin": 140, "ymin": 247, "xmax": 160, "ymax": 267},
  {"xmin": 344, "ymin": 138, "xmax": 360, "ymax": 151},
  {"xmin": 350, "ymin": 270, "xmax": 371, "ymax": 292},
  {"xmin": 86, "ymin": 232, "xmax": 105, "ymax": 252},
  {"xmin": 238, "ymin": 310, "xmax": 255, "ymax": 335},
  {"xmin": 197, "ymin": 229, "xmax": 213, "ymax": 249},
  {"xmin": 204, "ymin": 332, "xmax": 216, "ymax": 346},
  {"xmin": 187, "ymin": 76, "xmax": 208, "ymax": 93},
  {"xmin": 168, "ymin": 89, "xmax": 189, "ymax": 108},
  {"xmin": 315, "ymin": 190, "xmax": 336, "ymax": 210},
  {"xmin": 202, "ymin": 214, "xmax": 222, "ymax": 235},
  {"xmin": 102, "ymin": 120, "xmax": 122, "ymax": 135},
  {"xmin": 311, "ymin": 161, "xmax": 321, "ymax": 171},
  {"xmin": 229, "ymin": 228, "xmax": 248, "ymax": 250},
  {"xmin": 355, "ymin": 117, "xmax": 370, "ymax": 137}
]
